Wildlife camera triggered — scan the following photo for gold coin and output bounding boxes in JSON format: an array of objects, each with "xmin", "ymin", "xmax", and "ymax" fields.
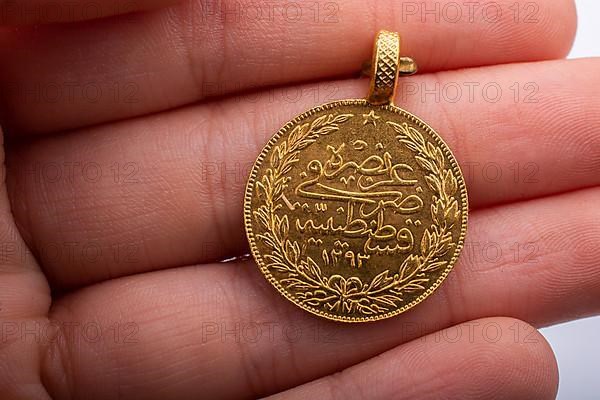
[{"xmin": 244, "ymin": 32, "xmax": 468, "ymax": 322}]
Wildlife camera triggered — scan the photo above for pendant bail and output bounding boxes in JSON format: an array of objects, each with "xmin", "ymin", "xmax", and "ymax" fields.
[{"xmin": 367, "ymin": 31, "xmax": 417, "ymax": 106}]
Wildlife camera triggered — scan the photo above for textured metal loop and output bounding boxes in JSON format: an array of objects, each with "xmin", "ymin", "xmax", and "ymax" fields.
[{"xmin": 367, "ymin": 30, "xmax": 401, "ymax": 106}]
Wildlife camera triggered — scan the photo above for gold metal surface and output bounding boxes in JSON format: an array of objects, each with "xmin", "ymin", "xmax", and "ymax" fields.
[{"xmin": 244, "ymin": 31, "xmax": 468, "ymax": 322}]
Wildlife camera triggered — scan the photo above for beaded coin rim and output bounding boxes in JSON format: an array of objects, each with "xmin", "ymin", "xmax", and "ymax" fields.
[{"xmin": 244, "ymin": 99, "xmax": 469, "ymax": 323}]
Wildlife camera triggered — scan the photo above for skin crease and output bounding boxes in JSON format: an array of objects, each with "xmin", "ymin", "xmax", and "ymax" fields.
[{"xmin": 2, "ymin": 0, "xmax": 600, "ymax": 399}]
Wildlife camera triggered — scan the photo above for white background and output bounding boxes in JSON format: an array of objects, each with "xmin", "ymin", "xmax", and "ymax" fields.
[{"xmin": 540, "ymin": 1, "xmax": 600, "ymax": 399}]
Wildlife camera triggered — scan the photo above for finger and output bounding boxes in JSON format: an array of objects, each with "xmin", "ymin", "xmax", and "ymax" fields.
[
  {"xmin": 269, "ymin": 318, "xmax": 558, "ymax": 400},
  {"xmin": 8, "ymin": 58, "xmax": 600, "ymax": 289},
  {"xmin": 41, "ymin": 187, "xmax": 600, "ymax": 399},
  {"xmin": 0, "ymin": 126, "xmax": 52, "ymax": 399},
  {"xmin": 0, "ymin": 0, "xmax": 180, "ymax": 25},
  {"xmin": 0, "ymin": 0, "xmax": 576, "ymax": 134}
]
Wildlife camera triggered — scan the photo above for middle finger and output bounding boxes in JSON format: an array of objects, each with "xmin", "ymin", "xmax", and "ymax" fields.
[{"xmin": 8, "ymin": 57, "xmax": 600, "ymax": 288}]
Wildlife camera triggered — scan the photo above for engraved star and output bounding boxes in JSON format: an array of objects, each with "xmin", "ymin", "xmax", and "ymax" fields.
[{"xmin": 362, "ymin": 110, "xmax": 381, "ymax": 126}]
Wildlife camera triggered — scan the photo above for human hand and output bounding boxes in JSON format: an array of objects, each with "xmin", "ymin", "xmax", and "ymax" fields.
[{"xmin": 0, "ymin": 0, "xmax": 597, "ymax": 399}]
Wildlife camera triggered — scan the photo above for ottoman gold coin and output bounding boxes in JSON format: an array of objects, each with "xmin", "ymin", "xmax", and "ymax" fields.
[{"xmin": 244, "ymin": 31, "xmax": 468, "ymax": 322}]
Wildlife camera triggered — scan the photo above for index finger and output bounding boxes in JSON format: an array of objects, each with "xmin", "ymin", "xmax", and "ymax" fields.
[
  {"xmin": 0, "ymin": 0, "xmax": 576, "ymax": 134},
  {"xmin": 0, "ymin": 0, "xmax": 180, "ymax": 25}
]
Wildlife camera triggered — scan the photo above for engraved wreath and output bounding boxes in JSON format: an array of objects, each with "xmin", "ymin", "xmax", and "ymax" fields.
[{"xmin": 253, "ymin": 112, "xmax": 461, "ymax": 317}]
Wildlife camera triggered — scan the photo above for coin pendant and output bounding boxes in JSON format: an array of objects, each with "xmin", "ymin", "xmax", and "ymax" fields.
[{"xmin": 244, "ymin": 32, "xmax": 468, "ymax": 322}]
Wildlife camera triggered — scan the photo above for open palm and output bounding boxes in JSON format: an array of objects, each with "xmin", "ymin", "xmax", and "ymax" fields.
[{"xmin": 0, "ymin": 0, "xmax": 598, "ymax": 399}]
